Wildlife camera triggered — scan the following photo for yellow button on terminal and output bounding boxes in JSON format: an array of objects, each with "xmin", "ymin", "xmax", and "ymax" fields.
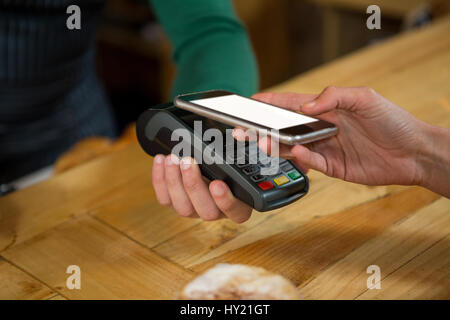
[{"xmin": 273, "ymin": 175, "xmax": 289, "ymax": 186}]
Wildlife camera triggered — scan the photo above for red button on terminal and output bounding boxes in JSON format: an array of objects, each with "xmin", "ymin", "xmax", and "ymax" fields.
[{"xmin": 258, "ymin": 181, "xmax": 274, "ymax": 190}]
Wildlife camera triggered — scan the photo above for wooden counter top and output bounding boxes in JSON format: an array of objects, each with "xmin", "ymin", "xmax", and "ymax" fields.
[{"xmin": 1, "ymin": 17, "xmax": 449, "ymax": 300}]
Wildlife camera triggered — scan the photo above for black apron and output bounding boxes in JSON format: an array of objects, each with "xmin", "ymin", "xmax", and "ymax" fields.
[{"xmin": 0, "ymin": 0, "xmax": 117, "ymax": 182}]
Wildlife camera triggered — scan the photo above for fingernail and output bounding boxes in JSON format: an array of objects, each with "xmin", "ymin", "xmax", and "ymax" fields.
[
  {"xmin": 180, "ymin": 157, "xmax": 192, "ymax": 170},
  {"xmin": 155, "ymin": 155, "xmax": 164, "ymax": 164},
  {"xmin": 211, "ymin": 183, "xmax": 226, "ymax": 196},
  {"xmin": 301, "ymin": 101, "xmax": 315, "ymax": 112},
  {"xmin": 166, "ymin": 154, "xmax": 179, "ymax": 165}
]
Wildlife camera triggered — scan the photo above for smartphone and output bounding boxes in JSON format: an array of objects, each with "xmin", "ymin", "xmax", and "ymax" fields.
[{"xmin": 174, "ymin": 90, "xmax": 337, "ymax": 145}]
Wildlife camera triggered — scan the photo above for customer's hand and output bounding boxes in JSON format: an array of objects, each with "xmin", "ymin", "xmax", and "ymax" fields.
[
  {"xmin": 151, "ymin": 154, "xmax": 252, "ymax": 223},
  {"xmin": 251, "ymin": 87, "xmax": 429, "ymax": 187}
]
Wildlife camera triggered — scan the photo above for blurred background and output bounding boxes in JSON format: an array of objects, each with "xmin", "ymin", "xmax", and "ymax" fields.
[{"xmin": 96, "ymin": 0, "xmax": 450, "ymax": 133}]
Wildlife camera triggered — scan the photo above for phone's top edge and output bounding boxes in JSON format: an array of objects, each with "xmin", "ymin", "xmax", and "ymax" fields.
[
  {"xmin": 175, "ymin": 89, "xmax": 233, "ymax": 99},
  {"xmin": 175, "ymin": 90, "xmax": 313, "ymax": 118}
]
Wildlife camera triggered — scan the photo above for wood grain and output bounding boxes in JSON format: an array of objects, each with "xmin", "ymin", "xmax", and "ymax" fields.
[
  {"xmin": 92, "ymin": 185, "xmax": 201, "ymax": 249},
  {"xmin": 299, "ymin": 197, "xmax": 450, "ymax": 299},
  {"xmin": 0, "ymin": 145, "xmax": 153, "ymax": 253},
  {"xmin": 153, "ymin": 175, "xmax": 404, "ymax": 268},
  {"xmin": 358, "ymin": 234, "xmax": 450, "ymax": 299},
  {"xmin": 0, "ymin": 258, "xmax": 55, "ymax": 300},
  {"xmin": 2, "ymin": 215, "xmax": 195, "ymax": 299},
  {"xmin": 191, "ymin": 188, "xmax": 440, "ymax": 286}
]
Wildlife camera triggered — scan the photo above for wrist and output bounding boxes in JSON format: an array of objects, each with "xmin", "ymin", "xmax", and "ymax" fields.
[{"xmin": 415, "ymin": 121, "xmax": 450, "ymax": 196}]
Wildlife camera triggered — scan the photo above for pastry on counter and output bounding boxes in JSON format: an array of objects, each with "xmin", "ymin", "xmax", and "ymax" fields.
[{"xmin": 179, "ymin": 263, "xmax": 301, "ymax": 300}]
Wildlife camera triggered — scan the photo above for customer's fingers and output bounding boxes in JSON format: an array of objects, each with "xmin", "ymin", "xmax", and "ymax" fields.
[
  {"xmin": 209, "ymin": 180, "xmax": 252, "ymax": 224},
  {"xmin": 290, "ymin": 159, "xmax": 310, "ymax": 174},
  {"xmin": 164, "ymin": 154, "xmax": 197, "ymax": 218},
  {"xmin": 258, "ymin": 136, "xmax": 294, "ymax": 159},
  {"xmin": 300, "ymin": 86, "xmax": 379, "ymax": 116},
  {"xmin": 257, "ymin": 136, "xmax": 310, "ymax": 173},
  {"xmin": 152, "ymin": 154, "xmax": 171, "ymax": 206},
  {"xmin": 252, "ymin": 92, "xmax": 318, "ymax": 112},
  {"xmin": 291, "ymin": 144, "xmax": 327, "ymax": 174},
  {"xmin": 180, "ymin": 157, "xmax": 223, "ymax": 221}
]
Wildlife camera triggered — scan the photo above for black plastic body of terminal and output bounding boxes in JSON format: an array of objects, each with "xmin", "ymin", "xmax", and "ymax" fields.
[{"xmin": 136, "ymin": 103, "xmax": 309, "ymax": 212}]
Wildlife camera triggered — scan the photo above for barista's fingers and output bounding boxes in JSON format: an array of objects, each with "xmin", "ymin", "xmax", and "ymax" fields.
[
  {"xmin": 164, "ymin": 154, "xmax": 198, "ymax": 218},
  {"xmin": 180, "ymin": 157, "xmax": 222, "ymax": 221},
  {"xmin": 210, "ymin": 180, "xmax": 252, "ymax": 224},
  {"xmin": 258, "ymin": 136, "xmax": 294, "ymax": 159},
  {"xmin": 152, "ymin": 155, "xmax": 171, "ymax": 206}
]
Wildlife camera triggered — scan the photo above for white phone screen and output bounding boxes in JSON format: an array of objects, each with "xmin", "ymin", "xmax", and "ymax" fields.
[{"xmin": 192, "ymin": 94, "xmax": 318, "ymax": 130}]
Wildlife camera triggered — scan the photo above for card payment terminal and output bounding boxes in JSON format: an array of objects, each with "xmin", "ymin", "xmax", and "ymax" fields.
[{"xmin": 136, "ymin": 103, "xmax": 309, "ymax": 212}]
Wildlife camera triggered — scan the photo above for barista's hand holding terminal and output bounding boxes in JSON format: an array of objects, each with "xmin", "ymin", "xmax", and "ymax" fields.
[
  {"xmin": 152, "ymin": 154, "xmax": 253, "ymax": 223},
  {"xmin": 252, "ymin": 87, "xmax": 450, "ymax": 199}
]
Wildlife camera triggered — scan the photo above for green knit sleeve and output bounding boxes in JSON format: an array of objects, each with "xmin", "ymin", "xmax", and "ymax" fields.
[{"xmin": 149, "ymin": 0, "xmax": 259, "ymax": 98}]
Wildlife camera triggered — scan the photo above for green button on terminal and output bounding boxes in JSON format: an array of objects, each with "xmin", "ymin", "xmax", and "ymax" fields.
[{"xmin": 288, "ymin": 170, "xmax": 301, "ymax": 180}]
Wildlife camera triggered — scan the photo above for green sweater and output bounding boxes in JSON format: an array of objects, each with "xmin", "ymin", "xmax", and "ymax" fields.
[{"xmin": 150, "ymin": 0, "xmax": 259, "ymax": 97}]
